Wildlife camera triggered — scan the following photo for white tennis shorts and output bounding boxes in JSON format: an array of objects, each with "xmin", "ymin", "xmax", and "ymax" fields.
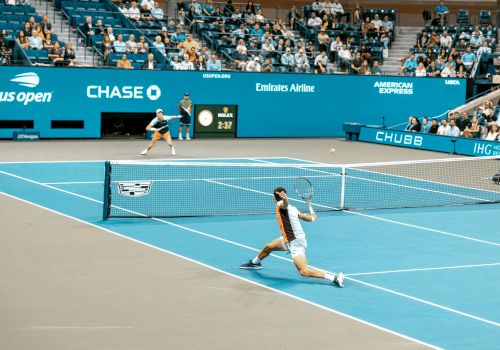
[{"xmin": 280, "ymin": 237, "xmax": 307, "ymax": 258}]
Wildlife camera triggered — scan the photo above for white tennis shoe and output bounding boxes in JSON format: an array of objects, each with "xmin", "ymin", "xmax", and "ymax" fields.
[
  {"xmin": 141, "ymin": 149, "xmax": 148, "ymax": 155},
  {"xmin": 186, "ymin": 136, "xmax": 191, "ymax": 141},
  {"xmin": 178, "ymin": 135, "xmax": 183, "ymax": 141},
  {"xmin": 171, "ymin": 147, "xmax": 176, "ymax": 156},
  {"xmin": 334, "ymin": 272, "xmax": 345, "ymax": 288}
]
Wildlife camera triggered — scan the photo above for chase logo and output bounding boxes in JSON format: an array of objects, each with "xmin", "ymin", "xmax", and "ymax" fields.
[
  {"xmin": 117, "ymin": 181, "xmax": 152, "ymax": 197},
  {"xmin": 10, "ymin": 72, "xmax": 40, "ymax": 88},
  {"xmin": 146, "ymin": 85, "xmax": 161, "ymax": 101}
]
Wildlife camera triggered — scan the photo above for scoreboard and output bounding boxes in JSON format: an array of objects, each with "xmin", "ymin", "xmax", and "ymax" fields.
[{"xmin": 194, "ymin": 104, "xmax": 238, "ymax": 138}]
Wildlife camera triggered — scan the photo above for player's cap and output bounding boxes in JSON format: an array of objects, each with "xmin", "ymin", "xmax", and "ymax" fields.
[
  {"xmin": 254, "ymin": 56, "xmax": 260, "ymax": 61},
  {"xmin": 161, "ymin": 26, "xmax": 167, "ymax": 31},
  {"xmin": 184, "ymin": 92, "xmax": 189, "ymax": 96},
  {"xmin": 156, "ymin": 108, "xmax": 163, "ymax": 114}
]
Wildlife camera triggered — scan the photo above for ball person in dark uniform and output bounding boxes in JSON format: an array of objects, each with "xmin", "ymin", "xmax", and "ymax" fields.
[
  {"xmin": 178, "ymin": 92, "xmax": 192, "ymax": 140},
  {"xmin": 141, "ymin": 108, "xmax": 181, "ymax": 156}
]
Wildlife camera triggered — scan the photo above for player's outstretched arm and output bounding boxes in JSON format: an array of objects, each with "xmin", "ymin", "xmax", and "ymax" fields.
[
  {"xmin": 145, "ymin": 124, "xmax": 155, "ymax": 131},
  {"xmin": 276, "ymin": 191, "xmax": 288, "ymax": 209},
  {"xmin": 299, "ymin": 212, "xmax": 317, "ymax": 222},
  {"xmin": 165, "ymin": 115, "xmax": 183, "ymax": 120}
]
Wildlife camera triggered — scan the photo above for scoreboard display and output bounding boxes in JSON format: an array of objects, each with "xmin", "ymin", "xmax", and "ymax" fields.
[{"xmin": 194, "ymin": 104, "xmax": 238, "ymax": 138}]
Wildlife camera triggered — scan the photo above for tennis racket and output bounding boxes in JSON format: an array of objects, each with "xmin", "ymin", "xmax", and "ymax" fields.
[{"xmin": 294, "ymin": 177, "xmax": 315, "ymax": 214}]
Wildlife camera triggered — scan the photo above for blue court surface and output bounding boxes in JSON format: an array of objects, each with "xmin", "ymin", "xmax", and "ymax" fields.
[{"xmin": 0, "ymin": 157, "xmax": 499, "ymax": 349}]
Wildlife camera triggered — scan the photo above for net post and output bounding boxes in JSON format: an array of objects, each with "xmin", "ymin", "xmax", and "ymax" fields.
[
  {"xmin": 340, "ymin": 166, "xmax": 346, "ymax": 210},
  {"xmin": 102, "ymin": 161, "xmax": 111, "ymax": 220}
]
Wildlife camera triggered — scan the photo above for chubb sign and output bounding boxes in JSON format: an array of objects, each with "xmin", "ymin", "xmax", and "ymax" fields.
[
  {"xmin": 86, "ymin": 84, "xmax": 161, "ymax": 101},
  {"xmin": 0, "ymin": 72, "xmax": 53, "ymax": 105}
]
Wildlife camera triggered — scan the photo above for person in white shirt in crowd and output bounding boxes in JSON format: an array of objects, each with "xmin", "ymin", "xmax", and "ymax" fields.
[
  {"xmin": 152, "ymin": 35, "xmax": 165, "ymax": 55},
  {"xmin": 126, "ymin": 34, "xmax": 138, "ymax": 54},
  {"xmin": 281, "ymin": 48, "xmax": 295, "ymax": 71},
  {"xmin": 381, "ymin": 15, "xmax": 393, "ymax": 32},
  {"xmin": 371, "ymin": 14, "xmax": 383, "ymax": 31},
  {"xmin": 6, "ymin": 0, "xmax": 16, "ymax": 5},
  {"xmin": 311, "ymin": 1, "xmax": 324, "ymax": 15},
  {"xmin": 437, "ymin": 119, "xmax": 448, "ymax": 135},
  {"xmin": 307, "ymin": 12, "xmax": 322, "ymax": 28},
  {"xmin": 477, "ymin": 41, "xmax": 492, "ymax": 56},
  {"xmin": 178, "ymin": 53, "xmax": 194, "ymax": 70},
  {"xmin": 440, "ymin": 61, "xmax": 456, "ymax": 77},
  {"xmin": 314, "ymin": 50, "xmax": 328, "ymax": 74},
  {"xmin": 337, "ymin": 43, "xmax": 351, "ymax": 70},
  {"xmin": 444, "ymin": 118, "xmax": 460, "ymax": 137},
  {"xmin": 440, "ymin": 30, "xmax": 452, "ymax": 50},
  {"xmin": 113, "ymin": 34, "xmax": 127, "ymax": 53},
  {"xmin": 330, "ymin": 35, "xmax": 343, "ymax": 62},
  {"xmin": 141, "ymin": 0, "xmax": 154, "ymax": 11},
  {"xmin": 28, "ymin": 29, "xmax": 43, "ymax": 49},
  {"xmin": 142, "ymin": 53, "xmax": 157, "ymax": 69},
  {"xmin": 469, "ymin": 31, "xmax": 483, "ymax": 49},
  {"xmin": 294, "ymin": 49, "xmax": 310, "ymax": 72},
  {"xmin": 255, "ymin": 9, "xmax": 265, "ymax": 23},
  {"xmin": 485, "ymin": 124, "xmax": 500, "ymax": 141},
  {"xmin": 106, "ymin": 27, "xmax": 115, "ymax": 43},
  {"xmin": 231, "ymin": 8, "xmax": 242, "ymax": 21},
  {"xmin": 261, "ymin": 38, "xmax": 275, "ymax": 57},
  {"xmin": 415, "ymin": 62, "xmax": 427, "ymax": 77},
  {"xmin": 151, "ymin": 2, "xmax": 164, "ymax": 21},
  {"xmin": 128, "ymin": 1, "xmax": 141, "ymax": 21},
  {"xmin": 118, "ymin": 3, "xmax": 129, "ymax": 18},
  {"xmin": 246, "ymin": 56, "xmax": 261, "ymax": 72}
]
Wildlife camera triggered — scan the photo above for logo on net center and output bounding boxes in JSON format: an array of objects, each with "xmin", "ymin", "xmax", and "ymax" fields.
[
  {"xmin": 87, "ymin": 84, "xmax": 162, "ymax": 100},
  {"xmin": 0, "ymin": 72, "xmax": 53, "ymax": 105}
]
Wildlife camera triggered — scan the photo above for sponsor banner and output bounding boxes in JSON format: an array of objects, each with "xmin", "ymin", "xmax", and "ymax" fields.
[
  {"xmin": 359, "ymin": 127, "xmax": 455, "ymax": 153},
  {"xmin": 359, "ymin": 127, "xmax": 500, "ymax": 157},
  {"xmin": 455, "ymin": 137, "xmax": 500, "ymax": 156},
  {"xmin": 0, "ymin": 67, "xmax": 467, "ymax": 138},
  {"xmin": 12, "ymin": 131, "xmax": 40, "ymax": 141}
]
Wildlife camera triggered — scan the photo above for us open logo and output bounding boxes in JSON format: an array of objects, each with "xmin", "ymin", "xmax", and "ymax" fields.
[
  {"xmin": 146, "ymin": 85, "xmax": 161, "ymax": 101},
  {"xmin": 117, "ymin": 181, "xmax": 152, "ymax": 197}
]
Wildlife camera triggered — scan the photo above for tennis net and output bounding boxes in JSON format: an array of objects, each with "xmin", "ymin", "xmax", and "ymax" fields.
[{"xmin": 103, "ymin": 156, "xmax": 500, "ymax": 219}]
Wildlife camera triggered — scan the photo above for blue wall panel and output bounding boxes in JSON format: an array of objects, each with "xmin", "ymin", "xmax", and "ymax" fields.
[{"xmin": 0, "ymin": 67, "xmax": 466, "ymax": 138}]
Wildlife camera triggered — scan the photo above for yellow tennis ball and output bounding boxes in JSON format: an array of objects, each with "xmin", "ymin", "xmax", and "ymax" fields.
[{"xmin": 329, "ymin": 148, "xmax": 336, "ymax": 153}]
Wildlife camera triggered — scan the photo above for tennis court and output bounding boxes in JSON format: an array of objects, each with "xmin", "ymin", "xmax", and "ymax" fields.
[{"xmin": 1, "ymin": 140, "xmax": 499, "ymax": 350}]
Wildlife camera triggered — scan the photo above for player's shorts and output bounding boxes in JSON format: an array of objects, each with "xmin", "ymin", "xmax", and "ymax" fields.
[
  {"xmin": 152, "ymin": 129, "xmax": 169, "ymax": 140},
  {"xmin": 180, "ymin": 114, "xmax": 191, "ymax": 125},
  {"xmin": 279, "ymin": 237, "xmax": 307, "ymax": 258}
]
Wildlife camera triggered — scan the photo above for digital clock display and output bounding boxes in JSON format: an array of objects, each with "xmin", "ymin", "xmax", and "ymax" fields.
[{"xmin": 194, "ymin": 104, "xmax": 238, "ymax": 138}]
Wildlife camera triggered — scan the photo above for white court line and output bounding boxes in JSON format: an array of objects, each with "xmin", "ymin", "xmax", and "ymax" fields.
[
  {"xmin": 348, "ymin": 262, "xmax": 500, "ymax": 277},
  {"xmin": 1, "ymin": 170, "xmax": 499, "ymax": 332},
  {"xmin": 15, "ymin": 326, "xmax": 134, "ymax": 330},
  {"xmin": 0, "ymin": 157, "xmax": 294, "ymax": 165},
  {"xmin": 0, "ymin": 192, "xmax": 439, "ymax": 350}
]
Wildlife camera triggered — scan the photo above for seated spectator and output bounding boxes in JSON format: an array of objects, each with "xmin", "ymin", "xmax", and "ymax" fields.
[
  {"xmin": 358, "ymin": 59, "xmax": 370, "ymax": 75},
  {"xmin": 246, "ymin": 56, "xmax": 261, "ymax": 72},
  {"xmin": 485, "ymin": 24, "xmax": 496, "ymax": 45},
  {"xmin": 401, "ymin": 53, "xmax": 417, "ymax": 75},
  {"xmin": 231, "ymin": 8, "xmax": 242, "ymax": 22},
  {"xmin": 437, "ymin": 119, "xmax": 448, "ymax": 135},
  {"xmin": 171, "ymin": 28, "xmax": 186, "ymax": 44},
  {"xmin": 223, "ymin": 0, "xmax": 235, "ymax": 16},
  {"xmin": 332, "ymin": 0, "xmax": 348, "ymax": 23},
  {"xmin": 245, "ymin": 1, "xmax": 256, "ymax": 14},
  {"xmin": 206, "ymin": 53, "xmax": 222, "ymax": 71},
  {"xmin": 405, "ymin": 116, "xmax": 421, "ymax": 132},
  {"xmin": 250, "ymin": 23, "xmax": 263, "ymax": 40},
  {"xmin": 28, "ymin": 29, "xmax": 43, "ymax": 50},
  {"xmin": 429, "ymin": 31, "xmax": 440, "ymax": 47},
  {"xmin": 461, "ymin": 47, "xmax": 476, "ymax": 72},
  {"xmin": 305, "ymin": 41, "xmax": 316, "ymax": 61},
  {"xmin": 429, "ymin": 119, "xmax": 439, "ymax": 133},
  {"xmin": 420, "ymin": 117, "xmax": 430, "ymax": 133},
  {"xmin": 317, "ymin": 27, "xmax": 330, "ymax": 53},
  {"xmin": 82, "ymin": 16, "xmax": 95, "ymax": 42},
  {"xmin": 463, "ymin": 116, "xmax": 481, "ymax": 138},
  {"xmin": 48, "ymin": 41, "xmax": 64, "ymax": 63},
  {"xmin": 415, "ymin": 62, "xmax": 427, "ymax": 77},
  {"xmin": 141, "ymin": 52, "xmax": 157, "ymax": 70},
  {"xmin": 445, "ymin": 118, "xmax": 460, "ymax": 137},
  {"xmin": 281, "ymin": 48, "xmax": 295, "ymax": 71},
  {"xmin": 101, "ymin": 36, "xmax": 113, "ymax": 61},
  {"xmin": 371, "ymin": 60, "xmax": 382, "ymax": 75},
  {"xmin": 337, "ymin": 43, "xmax": 351, "ymax": 70},
  {"xmin": 105, "ymin": 27, "xmax": 115, "ymax": 43},
  {"xmin": 22, "ymin": 22, "xmax": 33, "ymax": 38},
  {"xmin": 126, "ymin": 34, "xmax": 138, "ymax": 53},
  {"xmin": 186, "ymin": 46, "xmax": 198, "ymax": 62},
  {"xmin": 427, "ymin": 61, "xmax": 441, "ymax": 77},
  {"xmin": 294, "ymin": 49, "xmax": 310, "ymax": 72},
  {"xmin": 455, "ymin": 57, "xmax": 467, "ymax": 78},
  {"xmin": 307, "ymin": 12, "xmax": 322, "ymax": 28},
  {"xmin": 182, "ymin": 33, "xmax": 199, "ymax": 53},
  {"xmin": 261, "ymin": 38, "xmax": 275, "ymax": 57},
  {"xmin": 245, "ymin": 8, "xmax": 256, "ymax": 25},
  {"xmin": 113, "ymin": 34, "xmax": 127, "ymax": 53},
  {"xmin": 312, "ymin": 0, "xmax": 324, "ymax": 16},
  {"xmin": 255, "ymin": 9, "xmax": 265, "ymax": 23},
  {"xmin": 117, "ymin": 54, "xmax": 132, "ymax": 69},
  {"xmin": 469, "ymin": 32, "xmax": 483, "ymax": 49},
  {"xmin": 261, "ymin": 57, "xmax": 273, "ymax": 72},
  {"xmin": 202, "ymin": 0, "xmax": 214, "ymax": 16},
  {"xmin": 17, "ymin": 31, "xmax": 30, "ymax": 49},
  {"xmin": 232, "ymin": 23, "xmax": 248, "ymax": 41},
  {"xmin": 40, "ymin": 15, "xmax": 52, "ymax": 35},
  {"xmin": 382, "ymin": 15, "xmax": 393, "ymax": 33},
  {"xmin": 128, "ymin": 1, "xmax": 141, "ymax": 21},
  {"xmin": 434, "ymin": 0, "xmax": 448, "ymax": 26},
  {"xmin": 485, "ymin": 123, "xmax": 499, "ymax": 141},
  {"xmin": 193, "ymin": 55, "xmax": 205, "ymax": 70},
  {"xmin": 64, "ymin": 42, "xmax": 76, "ymax": 66},
  {"xmin": 152, "ymin": 35, "xmax": 166, "ymax": 55},
  {"xmin": 137, "ymin": 36, "xmax": 149, "ymax": 53},
  {"xmin": 233, "ymin": 47, "xmax": 248, "ymax": 70},
  {"xmin": 457, "ymin": 111, "xmax": 471, "ymax": 132},
  {"xmin": 178, "ymin": 53, "xmax": 194, "ymax": 70},
  {"xmin": 417, "ymin": 32, "xmax": 430, "ymax": 50},
  {"xmin": 361, "ymin": 17, "xmax": 371, "ymax": 38},
  {"xmin": 151, "ymin": 2, "xmax": 164, "ymax": 21},
  {"xmin": 371, "ymin": 14, "xmax": 382, "ymax": 31},
  {"xmin": 118, "ymin": 3, "xmax": 129, "ymax": 18},
  {"xmin": 43, "ymin": 33, "xmax": 54, "ymax": 50},
  {"xmin": 440, "ymin": 30, "xmax": 452, "ymax": 50},
  {"xmin": 314, "ymin": 50, "xmax": 328, "ymax": 74}
]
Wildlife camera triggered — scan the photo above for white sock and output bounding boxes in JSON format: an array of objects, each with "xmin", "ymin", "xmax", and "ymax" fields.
[
  {"xmin": 252, "ymin": 257, "xmax": 261, "ymax": 264},
  {"xmin": 324, "ymin": 272, "xmax": 335, "ymax": 282}
]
